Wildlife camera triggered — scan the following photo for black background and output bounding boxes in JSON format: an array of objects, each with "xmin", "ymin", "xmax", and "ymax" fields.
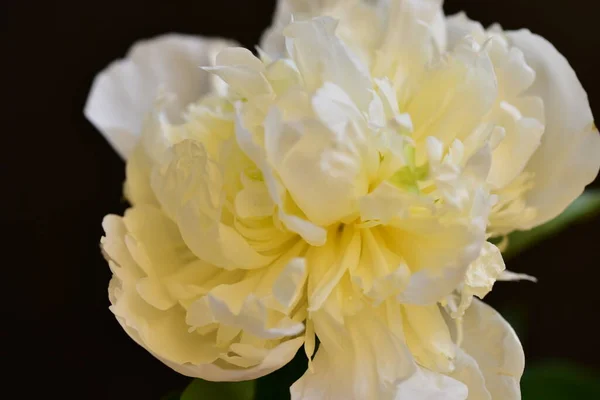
[{"xmin": 3, "ymin": 0, "xmax": 600, "ymax": 399}]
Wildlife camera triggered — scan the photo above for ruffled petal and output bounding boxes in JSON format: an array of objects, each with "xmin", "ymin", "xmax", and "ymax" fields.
[
  {"xmin": 85, "ymin": 34, "xmax": 236, "ymax": 159},
  {"xmin": 151, "ymin": 139, "xmax": 274, "ymax": 269},
  {"xmin": 403, "ymin": 304, "xmax": 455, "ymax": 372},
  {"xmin": 291, "ymin": 305, "xmax": 415, "ymax": 400},
  {"xmin": 461, "ymin": 299, "xmax": 525, "ymax": 400},
  {"xmin": 260, "ymin": 0, "xmax": 388, "ymax": 63},
  {"xmin": 265, "ymin": 98, "xmax": 368, "ymax": 226},
  {"xmin": 451, "ymin": 242, "xmax": 505, "ymax": 318},
  {"xmin": 103, "ymin": 204, "xmax": 305, "ymax": 381},
  {"xmin": 120, "ymin": 318, "xmax": 304, "ymax": 381},
  {"xmin": 186, "ymin": 255, "xmax": 307, "ymax": 340},
  {"xmin": 283, "ymin": 17, "xmax": 373, "ymax": 109},
  {"xmin": 389, "ymin": 217, "xmax": 485, "ymax": 305},
  {"xmin": 446, "ymin": 13, "xmax": 547, "ymax": 192},
  {"xmin": 448, "ymin": 348, "xmax": 492, "ymax": 400},
  {"xmin": 507, "ymin": 29, "xmax": 600, "ymax": 228},
  {"xmin": 394, "ymin": 367, "xmax": 468, "ymax": 400}
]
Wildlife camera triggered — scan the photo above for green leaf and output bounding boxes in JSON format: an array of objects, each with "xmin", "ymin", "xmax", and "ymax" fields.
[
  {"xmin": 503, "ymin": 190, "xmax": 600, "ymax": 259},
  {"xmin": 180, "ymin": 379, "xmax": 255, "ymax": 400},
  {"xmin": 522, "ymin": 361, "xmax": 600, "ymax": 399}
]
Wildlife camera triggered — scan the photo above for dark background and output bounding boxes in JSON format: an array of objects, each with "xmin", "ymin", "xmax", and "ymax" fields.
[{"xmin": 3, "ymin": 0, "xmax": 599, "ymax": 398}]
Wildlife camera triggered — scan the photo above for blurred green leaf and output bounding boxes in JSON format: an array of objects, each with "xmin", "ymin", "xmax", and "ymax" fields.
[
  {"xmin": 503, "ymin": 190, "xmax": 600, "ymax": 259},
  {"xmin": 180, "ymin": 379, "xmax": 255, "ymax": 400},
  {"xmin": 522, "ymin": 361, "xmax": 600, "ymax": 399}
]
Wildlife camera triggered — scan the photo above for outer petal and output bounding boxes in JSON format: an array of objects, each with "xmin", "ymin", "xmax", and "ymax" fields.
[
  {"xmin": 103, "ymin": 206, "xmax": 305, "ymax": 382},
  {"xmin": 461, "ymin": 299, "xmax": 525, "ymax": 400},
  {"xmin": 394, "ymin": 367, "xmax": 468, "ymax": 400},
  {"xmin": 85, "ymin": 34, "xmax": 236, "ymax": 159},
  {"xmin": 403, "ymin": 304, "xmax": 455, "ymax": 373},
  {"xmin": 262, "ymin": 0, "xmax": 446, "ymax": 66},
  {"xmin": 260, "ymin": 0, "xmax": 365, "ymax": 59},
  {"xmin": 507, "ymin": 29, "xmax": 600, "ymax": 228},
  {"xmin": 390, "ymin": 218, "xmax": 485, "ymax": 306},
  {"xmin": 151, "ymin": 139, "xmax": 274, "ymax": 269},
  {"xmin": 186, "ymin": 255, "xmax": 307, "ymax": 340},
  {"xmin": 118, "ymin": 318, "xmax": 305, "ymax": 381},
  {"xmin": 451, "ymin": 242, "xmax": 505, "ymax": 318},
  {"xmin": 448, "ymin": 348, "xmax": 492, "ymax": 400},
  {"xmin": 291, "ymin": 306, "xmax": 415, "ymax": 400}
]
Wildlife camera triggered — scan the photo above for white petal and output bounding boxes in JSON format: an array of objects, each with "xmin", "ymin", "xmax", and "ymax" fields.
[
  {"xmin": 265, "ymin": 105, "xmax": 367, "ymax": 226},
  {"xmin": 409, "ymin": 37, "xmax": 497, "ymax": 154},
  {"xmin": 403, "ymin": 304, "xmax": 455, "ymax": 372},
  {"xmin": 260, "ymin": 0, "xmax": 358, "ymax": 59},
  {"xmin": 498, "ymin": 270, "xmax": 537, "ymax": 283},
  {"xmin": 448, "ymin": 348, "xmax": 492, "ymax": 400},
  {"xmin": 205, "ymin": 292, "xmax": 304, "ymax": 339},
  {"xmin": 507, "ymin": 29, "xmax": 600, "ymax": 228},
  {"xmin": 205, "ymin": 47, "xmax": 273, "ymax": 100},
  {"xmin": 446, "ymin": 14, "xmax": 547, "ymax": 190},
  {"xmin": 234, "ymin": 179, "xmax": 274, "ymax": 219},
  {"xmin": 124, "ymin": 318, "xmax": 305, "ymax": 381},
  {"xmin": 186, "ymin": 254, "xmax": 307, "ymax": 340},
  {"xmin": 273, "ymin": 258, "xmax": 307, "ymax": 310},
  {"xmin": 124, "ymin": 143, "xmax": 158, "ymax": 206},
  {"xmin": 259, "ymin": 0, "xmax": 316, "ymax": 58},
  {"xmin": 446, "ymin": 12, "xmax": 486, "ymax": 50},
  {"xmin": 373, "ymin": 0, "xmax": 446, "ymax": 101},
  {"xmin": 461, "ymin": 299, "xmax": 525, "ymax": 400},
  {"xmin": 308, "ymin": 225, "xmax": 360, "ymax": 311},
  {"xmin": 283, "ymin": 16, "xmax": 372, "ymax": 109},
  {"xmin": 151, "ymin": 140, "xmax": 273, "ymax": 269},
  {"xmin": 291, "ymin": 307, "xmax": 415, "ymax": 400},
  {"xmin": 234, "ymin": 107, "xmax": 327, "ymax": 245},
  {"xmin": 394, "ymin": 367, "xmax": 468, "ymax": 400},
  {"xmin": 123, "ymin": 94, "xmax": 178, "ymax": 206},
  {"xmin": 454, "ymin": 242, "xmax": 505, "ymax": 318},
  {"xmin": 389, "ymin": 215, "xmax": 485, "ymax": 305},
  {"xmin": 85, "ymin": 34, "xmax": 236, "ymax": 158}
]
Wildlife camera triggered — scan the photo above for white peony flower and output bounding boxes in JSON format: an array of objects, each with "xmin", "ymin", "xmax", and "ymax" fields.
[{"xmin": 86, "ymin": 1, "xmax": 599, "ymax": 399}]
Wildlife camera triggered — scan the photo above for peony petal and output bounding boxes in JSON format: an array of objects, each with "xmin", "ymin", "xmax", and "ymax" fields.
[
  {"xmin": 186, "ymin": 253, "xmax": 307, "ymax": 340},
  {"xmin": 234, "ymin": 179, "xmax": 275, "ymax": 219},
  {"xmin": 498, "ymin": 270, "xmax": 537, "ymax": 283},
  {"xmin": 394, "ymin": 367, "xmax": 468, "ymax": 400},
  {"xmin": 452, "ymin": 242, "xmax": 506, "ymax": 318},
  {"xmin": 283, "ymin": 16, "xmax": 373, "ymax": 109},
  {"xmin": 308, "ymin": 225, "xmax": 361, "ymax": 312},
  {"xmin": 403, "ymin": 304, "xmax": 455, "ymax": 373},
  {"xmin": 408, "ymin": 37, "xmax": 497, "ymax": 156},
  {"xmin": 272, "ymin": 258, "xmax": 307, "ymax": 310},
  {"xmin": 461, "ymin": 299, "xmax": 525, "ymax": 400},
  {"xmin": 291, "ymin": 306, "xmax": 415, "ymax": 400},
  {"xmin": 85, "ymin": 34, "xmax": 236, "ymax": 159},
  {"xmin": 446, "ymin": 12, "xmax": 487, "ymax": 50},
  {"xmin": 120, "ymin": 317, "xmax": 305, "ymax": 381},
  {"xmin": 234, "ymin": 107, "xmax": 327, "ymax": 245},
  {"xmin": 507, "ymin": 29, "xmax": 600, "ymax": 228},
  {"xmin": 448, "ymin": 348, "xmax": 492, "ymax": 400},
  {"xmin": 388, "ymin": 216, "xmax": 485, "ymax": 305},
  {"xmin": 204, "ymin": 292, "xmax": 304, "ymax": 339},
  {"xmin": 205, "ymin": 47, "xmax": 273, "ymax": 100},
  {"xmin": 265, "ymin": 105, "xmax": 367, "ymax": 226},
  {"xmin": 260, "ymin": 0, "xmax": 385, "ymax": 63},
  {"xmin": 151, "ymin": 139, "xmax": 274, "ymax": 269},
  {"xmin": 373, "ymin": 0, "xmax": 446, "ymax": 102},
  {"xmin": 446, "ymin": 14, "xmax": 547, "ymax": 190}
]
